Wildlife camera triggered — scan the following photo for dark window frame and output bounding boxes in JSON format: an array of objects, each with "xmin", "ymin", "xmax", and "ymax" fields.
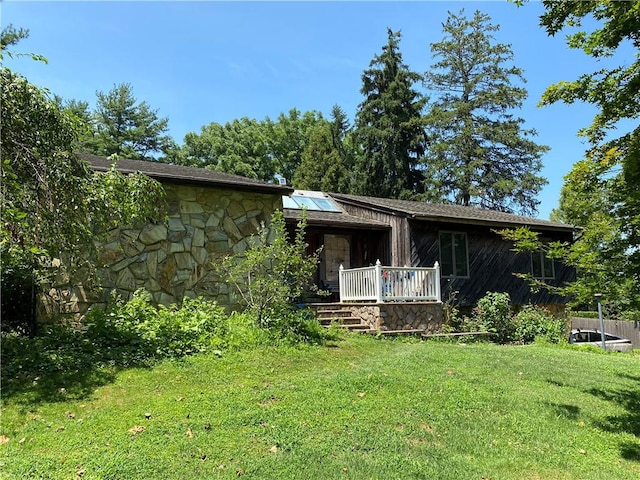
[
  {"xmin": 531, "ymin": 248, "xmax": 555, "ymax": 279},
  {"xmin": 439, "ymin": 231, "xmax": 470, "ymax": 278}
]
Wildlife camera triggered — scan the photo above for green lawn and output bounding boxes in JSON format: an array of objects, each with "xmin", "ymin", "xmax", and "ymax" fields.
[{"xmin": 1, "ymin": 336, "xmax": 639, "ymax": 479}]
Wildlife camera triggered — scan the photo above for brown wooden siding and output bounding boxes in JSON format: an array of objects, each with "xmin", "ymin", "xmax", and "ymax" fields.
[
  {"xmin": 337, "ymin": 203, "xmax": 410, "ymax": 266},
  {"xmin": 409, "ymin": 220, "xmax": 575, "ymax": 306}
]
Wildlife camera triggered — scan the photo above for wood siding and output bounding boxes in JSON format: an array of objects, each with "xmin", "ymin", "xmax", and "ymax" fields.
[
  {"xmin": 409, "ymin": 220, "xmax": 575, "ymax": 306},
  {"xmin": 337, "ymin": 203, "xmax": 410, "ymax": 266}
]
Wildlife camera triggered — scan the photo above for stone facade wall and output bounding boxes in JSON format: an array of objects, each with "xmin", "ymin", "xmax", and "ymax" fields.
[
  {"xmin": 40, "ymin": 183, "xmax": 281, "ymax": 318},
  {"xmin": 347, "ymin": 302, "xmax": 443, "ymax": 332}
]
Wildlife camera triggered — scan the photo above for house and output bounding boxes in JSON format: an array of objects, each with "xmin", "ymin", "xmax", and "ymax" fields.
[
  {"xmin": 284, "ymin": 191, "xmax": 576, "ymax": 308},
  {"xmin": 41, "ymin": 156, "xmax": 575, "ymax": 333},
  {"xmin": 39, "ymin": 154, "xmax": 292, "ymax": 318}
]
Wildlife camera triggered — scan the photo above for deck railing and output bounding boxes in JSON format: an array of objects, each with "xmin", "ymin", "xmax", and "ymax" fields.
[{"xmin": 339, "ymin": 260, "xmax": 441, "ymax": 303}]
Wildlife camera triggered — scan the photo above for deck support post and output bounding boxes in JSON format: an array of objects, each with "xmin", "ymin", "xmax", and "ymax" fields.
[{"xmin": 375, "ymin": 259, "xmax": 383, "ymax": 303}]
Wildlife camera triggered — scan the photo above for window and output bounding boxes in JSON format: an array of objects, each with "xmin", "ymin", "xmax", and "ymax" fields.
[
  {"xmin": 439, "ymin": 232, "xmax": 469, "ymax": 277},
  {"xmin": 531, "ymin": 249, "xmax": 555, "ymax": 279},
  {"xmin": 281, "ymin": 192, "xmax": 342, "ymax": 212}
]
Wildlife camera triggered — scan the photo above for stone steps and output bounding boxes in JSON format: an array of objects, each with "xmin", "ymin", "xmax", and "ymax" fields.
[{"xmin": 313, "ymin": 303, "xmax": 373, "ymax": 332}]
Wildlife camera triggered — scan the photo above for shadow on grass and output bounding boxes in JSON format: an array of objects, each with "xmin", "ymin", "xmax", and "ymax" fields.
[
  {"xmin": 546, "ymin": 402, "xmax": 581, "ymax": 420},
  {"xmin": 1, "ymin": 325, "xmax": 154, "ymax": 407},
  {"xmin": 587, "ymin": 373, "xmax": 640, "ymax": 462}
]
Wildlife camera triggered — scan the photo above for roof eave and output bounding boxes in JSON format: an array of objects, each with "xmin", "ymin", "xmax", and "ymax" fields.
[
  {"xmin": 412, "ymin": 215, "xmax": 576, "ymax": 233},
  {"xmin": 89, "ymin": 162, "xmax": 293, "ymax": 195}
]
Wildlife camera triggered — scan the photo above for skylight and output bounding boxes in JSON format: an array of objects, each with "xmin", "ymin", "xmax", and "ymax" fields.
[{"xmin": 282, "ymin": 191, "xmax": 342, "ymax": 212}]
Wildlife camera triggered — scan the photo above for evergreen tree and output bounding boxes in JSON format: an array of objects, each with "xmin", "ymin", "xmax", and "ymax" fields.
[
  {"xmin": 293, "ymin": 122, "xmax": 350, "ymax": 193},
  {"xmin": 354, "ymin": 29, "xmax": 428, "ymax": 199},
  {"xmin": 424, "ymin": 10, "xmax": 547, "ymax": 215},
  {"xmin": 91, "ymin": 83, "xmax": 173, "ymax": 160}
]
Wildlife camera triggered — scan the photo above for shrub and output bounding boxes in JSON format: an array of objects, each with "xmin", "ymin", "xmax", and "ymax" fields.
[
  {"xmin": 473, "ymin": 292, "xmax": 514, "ymax": 343},
  {"xmin": 85, "ymin": 290, "xmax": 228, "ymax": 360},
  {"xmin": 513, "ymin": 305, "xmax": 568, "ymax": 344},
  {"xmin": 219, "ymin": 210, "xmax": 325, "ymax": 341}
]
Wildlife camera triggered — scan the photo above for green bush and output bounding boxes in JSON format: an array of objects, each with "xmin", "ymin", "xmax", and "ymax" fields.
[
  {"xmin": 513, "ymin": 305, "xmax": 568, "ymax": 344},
  {"xmin": 472, "ymin": 292, "xmax": 514, "ymax": 343},
  {"xmin": 85, "ymin": 290, "xmax": 228, "ymax": 360}
]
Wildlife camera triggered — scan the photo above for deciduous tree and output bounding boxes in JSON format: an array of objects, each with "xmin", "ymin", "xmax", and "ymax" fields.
[
  {"xmin": 539, "ymin": 0, "xmax": 640, "ymax": 298},
  {"xmin": 1, "ymin": 30, "xmax": 164, "ymax": 330},
  {"xmin": 505, "ymin": 0, "xmax": 640, "ymax": 314},
  {"xmin": 181, "ymin": 118, "xmax": 274, "ymax": 180}
]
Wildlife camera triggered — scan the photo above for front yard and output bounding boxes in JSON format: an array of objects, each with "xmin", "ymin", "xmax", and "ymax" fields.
[{"xmin": 1, "ymin": 336, "xmax": 639, "ymax": 479}]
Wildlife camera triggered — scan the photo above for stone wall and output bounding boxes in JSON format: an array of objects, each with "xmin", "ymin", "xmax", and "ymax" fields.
[
  {"xmin": 40, "ymin": 182, "xmax": 281, "ymax": 318},
  {"xmin": 346, "ymin": 302, "xmax": 443, "ymax": 332}
]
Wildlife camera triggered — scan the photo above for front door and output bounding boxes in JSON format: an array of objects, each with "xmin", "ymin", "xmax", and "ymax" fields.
[{"xmin": 322, "ymin": 234, "xmax": 351, "ymax": 288}]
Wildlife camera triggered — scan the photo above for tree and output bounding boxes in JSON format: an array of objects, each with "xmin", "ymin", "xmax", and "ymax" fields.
[
  {"xmin": 354, "ymin": 29, "xmax": 428, "ymax": 199},
  {"xmin": 423, "ymin": 9, "xmax": 548, "ymax": 215},
  {"xmin": 179, "ymin": 109, "xmax": 325, "ymax": 183},
  {"xmin": 1, "ymin": 32, "xmax": 164, "ymax": 330},
  {"xmin": 181, "ymin": 117, "xmax": 274, "ymax": 180},
  {"xmin": 538, "ymin": 0, "xmax": 640, "ymax": 311},
  {"xmin": 293, "ymin": 122, "xmax": 350, "ymax": 193},
  {"xmin": 90, "ymin": 83, "xmax": 174, "ymax": 160},
  {"xmin": 267, "ymin": 108, "xmax": 326, "ymax": 183},
  {"xmin": 219, "ymin": 210, "xmax": 320, "ymax": 328},
  {"xmin": 1, "ymin": 68, "xmax": 165, "ymax": 277}
]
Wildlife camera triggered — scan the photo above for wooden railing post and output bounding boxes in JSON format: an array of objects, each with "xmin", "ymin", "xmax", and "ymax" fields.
[
  {"xmin": 434, "ymin": 261, "xmax": 441, "ymax": 302},
  {"xmin": 375, "ymin": 259, "xmax": 383, "ymax": 303},
  {"xmin": 339, "ymin": 264, "xmax": 344, "ymax": 303}
]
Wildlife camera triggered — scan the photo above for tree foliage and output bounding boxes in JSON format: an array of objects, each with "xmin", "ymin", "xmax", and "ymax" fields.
[
  {"xmin": 181, "ymin": 117, "xmax": 274, "ymax": 179},
  {"xmin": 85, "ymin": 83, "xmax": 174, "ymax": 161},
  {"xmin": 1, "ymin": 30, "xmax": 165, "ymax": 316},
  {"xmin": 293, "ymin": 106, "xmax": 353, "ymax": 193},
  {"xmin": 0, "ymin": 68, "xmax": 165, "ymax": 283},
  {"xmin": 354, "ymin": 29, "xmax": 428, "ymax": 199},
  {"xmin": 423, "ymin": 9, "xmax": 548, "ymax": 215},
  {"xmin": 179, "ymin": 109, "xmax": 325, "ymax": 183},
  {"xmin": 533, "ymin": 0, "xmax": 640, "ymax": 312},
  {"xmin": 267, "ymin": 109, "xmax": 326, "ymax": 183}
]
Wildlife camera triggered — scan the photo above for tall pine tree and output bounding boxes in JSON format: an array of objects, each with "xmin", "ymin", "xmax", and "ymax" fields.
[
  {"xmin": 424, "ymin": 10, "xmax": 547, "ymax": 215},
  {"xmin": 91, "ymin": 83, "xmax": 174, "ymax": 161},
  {"xmin": 354, "ymin": 29, "xmax": 427, "ymax": 199}
]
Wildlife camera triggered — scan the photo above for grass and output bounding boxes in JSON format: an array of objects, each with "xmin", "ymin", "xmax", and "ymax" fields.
[{"xmin": 1, "ymin": 335, "xmax": 639, "ymax": 479}]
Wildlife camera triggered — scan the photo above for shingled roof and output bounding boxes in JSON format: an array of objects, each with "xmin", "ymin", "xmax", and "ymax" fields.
[
  {"xmin": 330, "ymin": 193, "xmax": 575, "ymax": 232},
  {"xmin": 82, "ymin": 153, "xmax": 293, "ymax": 195}
]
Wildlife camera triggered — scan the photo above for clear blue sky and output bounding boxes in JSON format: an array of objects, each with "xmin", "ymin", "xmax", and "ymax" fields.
[{"xmin": 2, "ymin": 1, "xmax": 630, "ymax": 220}]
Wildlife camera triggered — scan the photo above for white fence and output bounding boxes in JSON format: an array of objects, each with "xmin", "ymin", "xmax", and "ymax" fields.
[{"xmin": 339, "ymin": 260, "xmax": 441, "ymax": 303}]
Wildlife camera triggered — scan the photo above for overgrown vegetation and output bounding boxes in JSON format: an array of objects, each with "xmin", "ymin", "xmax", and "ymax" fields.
[
  {"xmin": 443, "ymin": 291, "xmax": 568, "ymax": 345},
  {"xmin": 0, "ymin": 289, "xmax": 339, "ymax": 406},
  {"xmin": 0, "ymin": 27, "xmax": 165, "ymax": 334}
]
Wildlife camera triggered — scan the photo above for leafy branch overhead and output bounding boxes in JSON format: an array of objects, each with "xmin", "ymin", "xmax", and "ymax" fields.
[
  {"xmin": 534, "ymin": 0, "xmax": 640, "ymax": 313},
  {"xmin": 1, "ymin": 27, "xmax": 165, "ymax": 292}
]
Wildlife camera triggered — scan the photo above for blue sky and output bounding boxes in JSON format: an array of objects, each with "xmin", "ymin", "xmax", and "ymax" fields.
[{"xmin": 2, "ymin": 1, "xmax": 631, "ymax": 219}]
